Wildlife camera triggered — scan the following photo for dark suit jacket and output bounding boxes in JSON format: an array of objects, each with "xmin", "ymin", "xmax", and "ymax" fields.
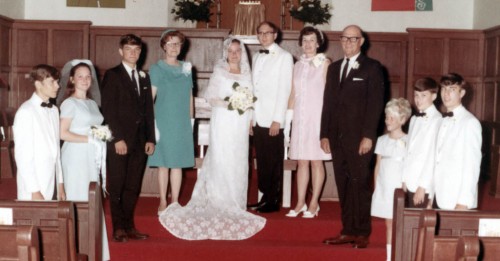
[
  {"xmin": 101, "ymin": 63, "xmax": 155, "ymax": 151},
  {"xmin": 320, "ymin": 54, "xmax": 384, "ymax": 152}
]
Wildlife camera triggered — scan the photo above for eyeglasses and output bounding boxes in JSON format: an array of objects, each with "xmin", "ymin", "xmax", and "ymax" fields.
[
  {"xmin": 257, "ymin": 31, "xmax": 274, "ymax": 37},
  {"xmin": 166, "ymin": 42, "xmax": 182, "ymax": 48},
  {"xmin": 340, "ymin": 36, "xmax": 361, "ymax": 43}
]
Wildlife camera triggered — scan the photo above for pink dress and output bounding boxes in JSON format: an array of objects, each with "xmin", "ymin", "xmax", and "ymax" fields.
[{"xmin": 289, "ymin": 54, "xmax": 332, "ymax": 160}]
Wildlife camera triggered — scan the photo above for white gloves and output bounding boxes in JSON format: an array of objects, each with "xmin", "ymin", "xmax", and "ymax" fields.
[{"xmin": 284, "ymin": 109, "xmax": 293, "ymax": 144}]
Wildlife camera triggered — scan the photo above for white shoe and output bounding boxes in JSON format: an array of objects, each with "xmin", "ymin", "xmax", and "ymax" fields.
[
  {"xmin": 285, "ymin": 205, "xmax": 307, "ymax": 217},
  {"xmin": 302, "ymin": 206, "xmax": 320, "ymax": 218}
]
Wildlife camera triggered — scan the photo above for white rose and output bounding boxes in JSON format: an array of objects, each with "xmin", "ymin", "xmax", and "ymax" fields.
[
  {"xmin": 139, "ymin": 71, "xmax": 146, "ymax": 78},
  {"xmin": 182, "ymin": 62, "xmax": 192, "ymax": 75}
]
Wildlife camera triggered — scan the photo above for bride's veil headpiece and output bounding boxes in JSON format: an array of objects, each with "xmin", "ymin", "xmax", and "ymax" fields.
[
  {"xmin": 214, "ymin": 35, "xmax": 251, "ymax": 76},
  {"xmin": 57, "ymin": 59, "xmax": 100, "ymax": 106}
]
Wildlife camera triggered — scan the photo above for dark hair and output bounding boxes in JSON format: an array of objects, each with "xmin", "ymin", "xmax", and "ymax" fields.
[
  {"xmin": 160, "ymin": 30, "xmax": 186, "ymax": 50},
  {"xmin": 414, "ymin": 77, "xmax": 438, "ymax": 93},
  {"xmin": 256, "ymin": 21, "xmax": 278, "ymax": 34},
  {"xmin": 298, "ymin": 26, "xmax": 324, "ymax": 49},
  {"xmin": 29, "ymin": 64, "xmax": 60, "ymax": 82},
  {"xmin": 440, "ymin": 73, "xmax": 466, "ymax": 89},
  {"xmin": 64, "ymin": 62, "xmax": 93, "ymax": 99},
  {"xmin": 119, "ymin": 34, "xmax": 142, "ymax": 48}
]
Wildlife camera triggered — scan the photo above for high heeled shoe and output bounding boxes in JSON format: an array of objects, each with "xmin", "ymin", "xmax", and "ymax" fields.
[
  {"xmin": 302, "ymin": 206, "xmax": 320, "ymax": 218},
  {"xmin": 285, "ymin": 205, "xmax": 307, "ymax": 217}
]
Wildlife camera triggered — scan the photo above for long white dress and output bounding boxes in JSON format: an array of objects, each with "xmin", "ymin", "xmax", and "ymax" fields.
[
  {"xmin": 60, "ymin": 97, "xmax": 110, "ymax": 260},
  {"xmin": 371, "ymin": 134, "xmax": 408, "ymax": 219},
  {"xmin": 159, "ymin": 38, "xmax": 266, "ymax": 240}
]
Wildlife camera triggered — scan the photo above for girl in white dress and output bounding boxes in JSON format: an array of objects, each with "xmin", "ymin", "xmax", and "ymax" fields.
[
  {"xmin": 159, "ymin": 37, "xmax": 266, "ymax": 240},
  {"xmin": 59, "ymin": 61, "xmax": 110, "ymax": 260},
  {"xmin": 371, "ymin": 98, "xmax": 411, "ymax": 261}
]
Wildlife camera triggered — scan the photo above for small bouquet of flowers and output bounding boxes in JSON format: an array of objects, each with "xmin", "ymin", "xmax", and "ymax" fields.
[
  {"xmin": 90, "ymin": 125, "xmax": 113, "ymax": 142},
  {"xmin": 224, "ymin": 82, "xmax": 257, "ymax": 115},
  {"xmin": 289, "ymin": 0, "xmax": 332, "ymax": 26},
  {"xmin": 171, "ymin": 0, "xmax": 214, "ymax": 23}
]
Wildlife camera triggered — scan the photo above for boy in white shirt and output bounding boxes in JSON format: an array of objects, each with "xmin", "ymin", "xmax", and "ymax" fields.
[
  {"xmin": 14, "ymin": 64, "xmax": 66, "ymax": 200},
  {"xmin": 402, "ymin": 77, "xmax": 442, "ymax": 208},
  {"xmin": 433, "ymin": 73, "xmax": 482, "ymax": 210}
]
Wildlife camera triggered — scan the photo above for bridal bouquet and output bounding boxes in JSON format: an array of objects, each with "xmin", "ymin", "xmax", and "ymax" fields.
[
  {"xmin": 90, "ymin": 125, "xmax": 113, "ymax": 142},
  {"xmin": 224, "ymin": 82, "xmax": 257, "ymax": 115}
]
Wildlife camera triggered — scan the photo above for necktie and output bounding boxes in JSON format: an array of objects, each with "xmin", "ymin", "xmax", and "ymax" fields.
[
  {"xmin": 442, "ymin": 111, "xmax": 454, "ymax": 118},
  {"xmin": 40, "ymin": 102, "xmax": 53, "ymax": 108},
  {"xmin": 259, "ymin": 49, "xmax": 269, "ymax": 54},
  {"xmin": 132, "ymin": 70, "xmax": 140, "ymax": 95},
  {"xmin": 415, "ymin": 112, "xmax": 426, "ymax": 117},
  {"xmin": 341, "ymin": 58, "xmax": 350, "ymax": 85}
]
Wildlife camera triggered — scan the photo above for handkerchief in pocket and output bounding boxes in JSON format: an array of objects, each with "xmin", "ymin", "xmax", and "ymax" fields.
[{"xmin": 353, "ymin": 77, "xmax": 364, "ymax": 81}]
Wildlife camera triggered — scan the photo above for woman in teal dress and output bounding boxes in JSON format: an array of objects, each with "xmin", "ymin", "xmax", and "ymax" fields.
[{"xmin": 148, "ymin": 30, "xmax": 194, "ymax": 214}]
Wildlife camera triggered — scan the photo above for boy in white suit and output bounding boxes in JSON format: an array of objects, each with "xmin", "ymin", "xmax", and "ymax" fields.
[
  {"xmin": 402, "ymin": 78, "xmax": 442, "ymax": 208},
  {"xmin": 433, "ymin": 73, "xmax": 482, "ymax": 210},
  {"xmin": 249, "ymin": 21, "xmax": 293, "ymax": 213},
  {"xmin": 14, "ymin": 64, "xmax": 66, "ymax": 200}
]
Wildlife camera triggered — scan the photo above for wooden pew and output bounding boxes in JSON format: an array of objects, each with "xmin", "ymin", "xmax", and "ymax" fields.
[
  {"xmin": 414, "ymin": 209, "xmax": 480, "ymax": 261},
  {"xmin": 0, "ymin": 200, "xmax": 85, "ymax": 261},
  {"xmin": 0, "ymin": 224, "xmax": 40, "ymax": 261},
  {"xmin": 392, "ymin": 188, "xmax": 500, "ymax": 261},
  {"xmin": 74, "ymin": 182, "xmax": 102, "ymax": 261}
]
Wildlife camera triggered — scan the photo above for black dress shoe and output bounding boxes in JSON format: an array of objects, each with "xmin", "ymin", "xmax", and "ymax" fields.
[
  {"xmin": 113, "ymin": 229, "xmax": 128, "ymax": 243},
  {"xmin": 247, "ymin": 201, "xmax": 266, "ymax": 210},
  {"xmin": 352, "ymin": 236, "xmax": 369, "ymax": 248},
  {"xmin": 126, "ymin": 228, "xmax": 149, "ymax": 240},
  {"xmin": 323, "ymin": 234, "xmax": 356, "ymax": 245},
  {"xmin": 256, "ymin": 202, "xmax": 280, "ymax": 213}
]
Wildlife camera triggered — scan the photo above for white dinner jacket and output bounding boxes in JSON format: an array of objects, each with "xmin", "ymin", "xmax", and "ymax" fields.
[
  {"xmin": 433, "ymin": 105, "xmax": 482, "ymax": 209},
  {"xmin": 14, "ymin": 93, "xmax": 63, "ymax": 200},
  {"xmin": 402, "ymin": 104, "xmax": 442, "ymax": 195},
  {"xmin": 252, "ymin": 43, "xmax": 293, "ymax": 128}
]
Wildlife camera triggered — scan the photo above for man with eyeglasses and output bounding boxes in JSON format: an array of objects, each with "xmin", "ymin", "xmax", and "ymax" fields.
[
  {"xmin": 249, "ymin": 21, "xmax": 293, "ymax": 213},
  {"xmin": 320, "ymin": 25, "xmax": 385, "ymax": 248}
]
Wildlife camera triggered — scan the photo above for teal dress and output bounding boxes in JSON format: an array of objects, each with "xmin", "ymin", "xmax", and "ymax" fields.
[{"xmin": 148, "ymin": 60, "xmax": 194, "ymax": 168}]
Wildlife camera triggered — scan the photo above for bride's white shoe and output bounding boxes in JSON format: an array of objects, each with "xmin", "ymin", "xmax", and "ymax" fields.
[
  {"xmin": 285, "ymin": 205, "xmax": 307, "ymax": 217},
  {"xmin": 302, "ymin": 206, "xmax": 320, "ymax": 218}
]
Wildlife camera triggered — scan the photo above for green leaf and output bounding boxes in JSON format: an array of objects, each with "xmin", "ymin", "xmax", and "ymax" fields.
[
  {"xmin": 232, "ymin": 82, "xmax": 239, "ymax": 90},
  {"xmin": 237, "ymin": 109, "xmax": 244, "ymax": 115},
  {"xmin": 228, "ymin": 103, "xmax": 234, "ymax": 110},
  {"xmin": 224, "ymin": 96, "xmax": 230, "ymax": 102}
]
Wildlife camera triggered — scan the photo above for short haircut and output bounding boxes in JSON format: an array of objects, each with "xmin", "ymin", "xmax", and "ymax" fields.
[
  {"xmin": 119, "ymin": 34, "xmax": 142, "ymax": 48},
  {"xmin": 440, "ymin": 73, "xmax": 466, "ymax": 89},
  {"xmin": 385, "ymin": 97, "xmax": 412, "ymax": 123},
  {"xmin": 256, "ymin": 21, "xmax": 278, "ymax": 34},
  {"xmin": 160, "ymin": 30, "xmax": 186, "ymax": 49},
  {"xmin": 65, "ymin": 62, "xmax": 93, "ymax": 99},
  {"xmin": 29, "ymin": 64, "xmax": 60, "ymax": 82},
  {"xmin": 298, "ymin": 26, "xmax": 324, "ymax": 49},
  {"xmin": 414, "ymin": 77, "xmax": 438, "ymax": 93}
]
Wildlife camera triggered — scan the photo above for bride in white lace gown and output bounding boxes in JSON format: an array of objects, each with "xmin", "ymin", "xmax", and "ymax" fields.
[{"xmin": 159, "ymin": 37, "xmax": 266, "ymax": 240}]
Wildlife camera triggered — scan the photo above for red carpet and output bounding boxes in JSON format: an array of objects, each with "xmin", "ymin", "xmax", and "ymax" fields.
[{"xmin": 2, "ymin": 170, "xmax": 500, "ymax": 261}]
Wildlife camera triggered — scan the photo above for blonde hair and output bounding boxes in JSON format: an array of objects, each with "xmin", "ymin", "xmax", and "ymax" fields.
[{"xmin": 385, "ymin": 98, "xmax": 411, "ymax": 123}]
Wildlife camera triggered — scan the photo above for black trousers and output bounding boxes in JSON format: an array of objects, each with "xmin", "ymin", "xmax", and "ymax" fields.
[
  {"xmin": 332, "ymin": 143, "xmax": 373, "ymax": 236},
  {"xmin": 253, "ymin": 125, "xmax": 284, "ymax": 204},
  {"xmin": 107, "ymin": 141, "xmax": 147, "ymax": 231}
]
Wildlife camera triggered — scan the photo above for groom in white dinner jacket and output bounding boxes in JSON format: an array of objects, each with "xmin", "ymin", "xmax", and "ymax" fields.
[
  {"xmin": 250, "ymin": 21, "xmax": 293, "ymax": 213},
  {"xmin": 14, "ymin": 64, "xmax": 65, "ymax": 200}
]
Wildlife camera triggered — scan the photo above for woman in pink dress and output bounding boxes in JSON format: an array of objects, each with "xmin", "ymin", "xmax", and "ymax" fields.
[{"xmin": 285, "ymin": 27, "xmax": 332, "ymax": 218}]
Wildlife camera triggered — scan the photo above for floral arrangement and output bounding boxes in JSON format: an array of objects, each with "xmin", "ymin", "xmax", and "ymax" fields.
[
  {"xmin": 352, "ymin": 61, "xmax": 360, "ymax": 70},
  {"xmin": 224, "ymin": 82, "xmax": 257, "ymax": 115},
  {"xmin": 182, "ymin": 62, "xmax": 193, "ymax": 76},
  {"xmin": 139, "ymin": 71, "xmax": 146, "ymax": 78},
  {"xmin": 171, "ymin": 0, "xmax": 214, "ymax": 23},
  {"xmin": 90, "ymin": 125, "xmax": 113, "ymax": 142},
  {"xmin": 289, "ymin": 0, "xmax": 332, "ymax": 26}
]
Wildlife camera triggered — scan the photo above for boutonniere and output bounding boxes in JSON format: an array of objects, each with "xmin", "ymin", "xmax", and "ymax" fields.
[
  {"xmin": 139, "ymin": 71, "xmax": 146, "ymax": 78},
  {"xmin": 397, "ymin": 139, "xmax": 406, "ymax": 148},
  {"xmin": 352, "ymin": 61, "xmax": 360, "ymax": 70},
  {"xmin": 182, "ymin": 62, "xmax": 192, "ymax": 76},
  {"xmin": 311, "ymin": 53, "xmax": 326, "ymax": 68}
]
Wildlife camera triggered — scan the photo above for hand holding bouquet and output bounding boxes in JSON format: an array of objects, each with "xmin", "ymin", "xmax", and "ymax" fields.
[
  {"xmin": 90, "ymin": 125, "xmax": 113, "ymax": 142},
  {"xmin": 224, "ymin": 82, "xmax": 257, "ymax": 115}
]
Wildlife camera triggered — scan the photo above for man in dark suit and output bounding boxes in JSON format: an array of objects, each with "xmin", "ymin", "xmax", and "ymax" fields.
[
  {"xmin": 101, "ymin": 34, "xmax": 156, "ymax": 243},
  {"xmin": 320, "ymin": 25, "xmax": 384, "ymax": 248}
]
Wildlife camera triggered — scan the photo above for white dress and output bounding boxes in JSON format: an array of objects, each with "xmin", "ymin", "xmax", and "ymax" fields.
[
  {"xmin": 60, "ymin": 97, "xmax": 110, "ymax": 260},
  {"xmin": 159, "ymin": 38, "xmax": 266, "ymax": 240},
  {"xmin": 371, "ymin": 134, "xmax": 408, "ymax": 219}
]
